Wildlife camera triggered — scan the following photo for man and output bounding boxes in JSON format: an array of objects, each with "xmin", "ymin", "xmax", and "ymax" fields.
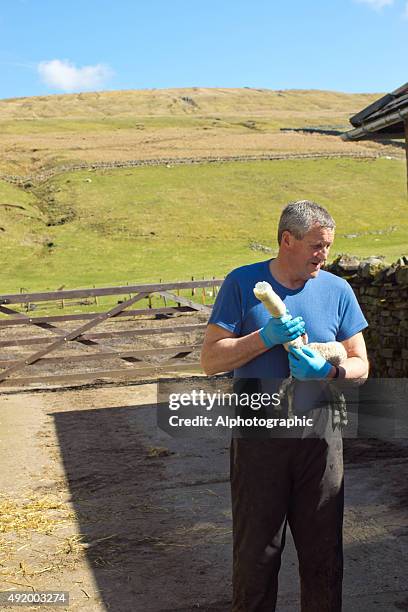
[{"xmin": 201, "ymin": 200, "xmax": 369, "ymax": 612}]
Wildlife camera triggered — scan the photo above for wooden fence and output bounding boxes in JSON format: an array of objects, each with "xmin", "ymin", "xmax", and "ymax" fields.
[{"xmin": 0, "ymin": 280, "xmax": 223, "ymax": 390}]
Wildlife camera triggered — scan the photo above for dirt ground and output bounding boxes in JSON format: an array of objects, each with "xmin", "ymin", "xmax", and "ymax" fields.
[{"xmin": 0, "ymin": 382, "xmax": 408, "ymax": 612}]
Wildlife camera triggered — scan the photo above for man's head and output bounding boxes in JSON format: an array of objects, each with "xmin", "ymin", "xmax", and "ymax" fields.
[{"xmin": 277, "ymin": 200, "xmax": 335, "ymax": 280}]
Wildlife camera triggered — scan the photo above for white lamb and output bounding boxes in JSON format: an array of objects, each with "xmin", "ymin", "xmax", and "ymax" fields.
[{"xmin": 253, "ymin": 281, "xmax": 347, "ymax": 426}]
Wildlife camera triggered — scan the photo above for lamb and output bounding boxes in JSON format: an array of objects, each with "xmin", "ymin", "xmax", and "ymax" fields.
[{"xmin": 253, "ymin": 281, "xmax": 347, "ymax": 426}]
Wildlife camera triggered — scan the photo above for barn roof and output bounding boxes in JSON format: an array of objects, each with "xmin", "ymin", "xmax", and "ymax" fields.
[{"xmin": 342, "ymin": 82, "xmax": 408, "ymax": 141}]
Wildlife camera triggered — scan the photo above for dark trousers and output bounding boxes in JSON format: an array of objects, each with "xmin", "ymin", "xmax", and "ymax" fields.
[{"xmin": 230, "ymin": 434, "xmax": 344, "ymax": 612}]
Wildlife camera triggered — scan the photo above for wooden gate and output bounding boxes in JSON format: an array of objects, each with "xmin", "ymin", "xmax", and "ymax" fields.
[{"xmin": 0, "ymin": 280, "xmax": 222, "ymax": 390}]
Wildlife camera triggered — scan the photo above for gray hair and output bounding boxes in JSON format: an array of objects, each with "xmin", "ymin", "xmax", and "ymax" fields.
[{"xmin": 277, "ymin": 200, "xmax": 335, "ymax": 244}]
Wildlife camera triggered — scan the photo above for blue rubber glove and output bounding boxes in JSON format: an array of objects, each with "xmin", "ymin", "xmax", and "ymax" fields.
[
  {"xmin": 259, "ymin": 314, "xmax": 305, "ymax": 349},
  {"xmin": 288, "ymin": 346, "xmax": 332, "ymax": 380}
]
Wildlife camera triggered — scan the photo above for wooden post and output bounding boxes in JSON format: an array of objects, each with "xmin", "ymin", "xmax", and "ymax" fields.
[
  {"xmin": 191, "ymin": 276, "xmax": 195, "ymax": 296},
  {"xmin": 57, "ymin": 284, "xmax": 65, "ymax": 309},
  {"xmin": 405, "ymin": 119, "xmax": 408, "ymax": 197},
  {"xmin": 160, "ymin": 279, "xmax": 167, "ymax": 306}
]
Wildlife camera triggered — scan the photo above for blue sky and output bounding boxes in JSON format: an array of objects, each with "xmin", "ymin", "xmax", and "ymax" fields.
[{"xmin": 0, "ymin": 0, "xmax": 407, "ymax": 99}]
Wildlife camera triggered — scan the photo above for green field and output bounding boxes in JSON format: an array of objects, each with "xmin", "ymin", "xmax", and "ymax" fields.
[{"xmin": 0, "ymin": 157, "xmax": 407, "ymax": 294}]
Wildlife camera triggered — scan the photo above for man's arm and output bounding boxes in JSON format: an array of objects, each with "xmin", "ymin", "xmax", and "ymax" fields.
[
  {"xmin": 328, "ymin": 331, "xmax": 369, "ymax": 382},
  {"xmin": 200, "ymin": 323, "xmax": 268, "ymax": 376}
]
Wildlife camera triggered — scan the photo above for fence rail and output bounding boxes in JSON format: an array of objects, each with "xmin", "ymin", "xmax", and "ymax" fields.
[{"xmin": 0, "ymin": 279, "xmax": 220, "ymax": 305}]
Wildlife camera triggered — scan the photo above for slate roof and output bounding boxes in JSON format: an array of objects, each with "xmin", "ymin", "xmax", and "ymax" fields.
[{"xmin": 342, "ymin": 82, "xmax": 408, "ymax": 141}]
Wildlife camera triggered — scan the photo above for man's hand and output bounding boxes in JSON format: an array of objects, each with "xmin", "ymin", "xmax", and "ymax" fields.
[
  {"xmin": 259, "ymin": 314, "xmax": 305, "ymax": 349},
  {"xmin": 288, "ymin": 345, "xmax": 332, "ymax": 380}
]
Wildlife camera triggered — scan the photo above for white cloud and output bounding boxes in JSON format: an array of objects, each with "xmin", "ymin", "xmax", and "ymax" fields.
[
  {"xmin": 38, "ymin": 59, "xmax": 113, "ymax": 92},
  {"xmin": 355, "ymin": 0, "xmax": 394, "ymax": 9}
]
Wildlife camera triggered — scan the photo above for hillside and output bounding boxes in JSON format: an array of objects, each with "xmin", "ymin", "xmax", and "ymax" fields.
[
  {"xmin": 1, "ymin": 157, "xmax": 407, "ymax": 293},
  {"xmin": 0, "ymin": 88, "xmax": 395, "ymax": 177},
  {"xmin": 0, "ymin": 88, "xmax": 406, "ymax": 293},
  {"xmin": 0, "ymin": 88, "xmax": 382, "ymax": 120}
]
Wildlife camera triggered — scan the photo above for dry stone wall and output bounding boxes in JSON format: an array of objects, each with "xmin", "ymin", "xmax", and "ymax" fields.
[
  {"xmin": 327, "ymin": 255, "xmax": 408, "ymax": 377},
  {"xmin": 0, "ymin": 151, "xmax": 384, "ymax": 187}
]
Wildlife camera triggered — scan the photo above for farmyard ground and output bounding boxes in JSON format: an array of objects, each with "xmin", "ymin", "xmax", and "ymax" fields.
[{"xmin": 1, "ymin": 384, "xmax": 408, "ymax": 611}]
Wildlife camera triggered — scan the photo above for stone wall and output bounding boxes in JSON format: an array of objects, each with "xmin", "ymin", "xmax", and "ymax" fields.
[
  {"xmin": 327, "ymin": 255, "xmax": 408, "ymax": 377},
  {"xmin": 0, "ymin": 151, "xmax": 383, "ymax": 187}
]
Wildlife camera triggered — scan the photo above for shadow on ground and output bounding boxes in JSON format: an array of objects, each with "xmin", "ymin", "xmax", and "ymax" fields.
[
  {"xmin": 51, "ymin": 399, "xmax": 408, "ymax": 612},
  {"xmin": 52, "ymin": 402, "xmax": 232, "ymax": 612}
]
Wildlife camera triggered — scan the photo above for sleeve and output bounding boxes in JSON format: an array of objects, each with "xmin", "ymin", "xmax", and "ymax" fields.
[
  {"xmin": 208, "ymin": 272, "xmax": 243, "ymax": 335},
  {"xmin": 336, "ymin": 281, "xmax": 368, "ymax": 341}
]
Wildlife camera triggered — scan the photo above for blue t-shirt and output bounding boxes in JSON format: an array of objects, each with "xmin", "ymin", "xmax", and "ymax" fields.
[{"xmin": 208, "ymin": 259, "xmax": 368, "ymax": 378}]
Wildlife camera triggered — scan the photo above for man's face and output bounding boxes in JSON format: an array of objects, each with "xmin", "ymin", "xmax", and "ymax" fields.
[{"xmin": 285, "ymin": 224, "xmax": 335, "ymax": 280}]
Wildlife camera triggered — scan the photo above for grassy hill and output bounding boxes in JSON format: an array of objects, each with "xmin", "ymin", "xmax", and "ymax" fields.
[
  {"xmin": 1, "ymin": 157, "xmax": 406, "ymax": 293},
  {"xmin": 0, "ymin": 88, "xmax": 382, "ymax": 120},
  {"xmin": 0, "ymin": 88, "xmax": 406, "ymax": 293},
  {"xmin": 0, "ymin": 88, "xmax": 392, "ymax": 177}
]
